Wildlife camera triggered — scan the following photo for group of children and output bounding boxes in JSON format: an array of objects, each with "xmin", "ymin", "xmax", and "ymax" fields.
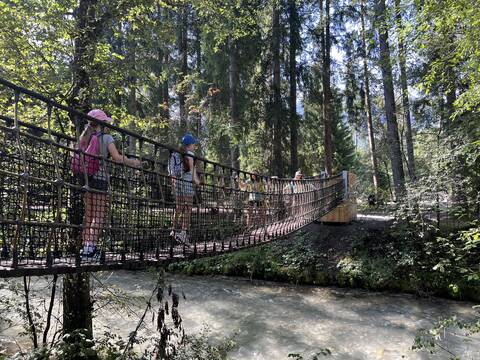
[
  {"xmin": 74, "ymin": 109, "xmax": 204, "ymax": 255},
  {"xmin": 75, "ymin": 109, "xmax": 311, "ymax": 256}
]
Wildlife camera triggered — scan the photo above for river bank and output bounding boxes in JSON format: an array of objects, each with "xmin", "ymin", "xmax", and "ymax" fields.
[{"xmin": 168, "ymin": 215, "xmax": 480, "ymax": 302}]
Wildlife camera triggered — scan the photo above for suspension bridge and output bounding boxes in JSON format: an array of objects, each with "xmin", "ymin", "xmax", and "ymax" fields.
[{"xmin": 0, "ymin": 78, "xmax": 355, "ymax": 278}]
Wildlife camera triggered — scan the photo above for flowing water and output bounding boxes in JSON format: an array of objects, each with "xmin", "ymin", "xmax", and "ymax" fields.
[{"xmin": 1, "ymin": 270, "xmax": 479, "ymax": 359}]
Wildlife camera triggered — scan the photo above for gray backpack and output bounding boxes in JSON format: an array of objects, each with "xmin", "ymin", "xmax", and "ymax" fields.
[{"xmin": 168, "ymin": 152, "xmax": 183, "ymax": 178}]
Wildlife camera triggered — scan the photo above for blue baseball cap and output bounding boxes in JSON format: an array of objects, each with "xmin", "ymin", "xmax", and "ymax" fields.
[{"xmin": 181, "ymin": 133, "xmax": 197, "ymax": 145}]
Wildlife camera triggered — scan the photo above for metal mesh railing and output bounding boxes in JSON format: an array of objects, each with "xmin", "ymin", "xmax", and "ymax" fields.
[{"xmin": 0, "ymin": 78, "xmax": 345, "ymax": 277}]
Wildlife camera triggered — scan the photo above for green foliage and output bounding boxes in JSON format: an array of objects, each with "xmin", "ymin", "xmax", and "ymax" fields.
[
  {"xmin": 4, "ymin": 269, "xmax": 240, "ymax": 359},
  {"xmin": 332, "ymin": 112, "xmax": 357, "ymax": 173},
  {"xmin": 171, "ymin": 219, "xmax": 480, "ymax": 302},
  {"xmin": 278, "ymin": 232, "xmax": 321, "ymax": 270},
  {"xmin": 53, "ymin": 330, "xmax": 99, "ymax": 360},
  {"xmin": 336, "ymin": 254, "xmax": 394, "ymax": 289},
  {"xmin": 302, "ymin": 81, "xmax": 358, "ymax": 175},
  {"xmin": 194, "ymin": 0, "xmax": 261, "ymax": 49},
  {"xmin": 12, "ymin": 327, "xmax": 237, "ymax": 360},
  {"xmin": 172, "ymin": 326, "xmax": 237, "ymax": 360},
  {"xmin": 0, "ymin": 0, "xmax": 478, "ymax": 200},
  {"xmin": 394, "ymin": 192, "xmax": 480, "ymax": 299},
  {"xmin": 417, "ymin": 0, "xmax": 480, "ymax": 117},
  {"xmin": 412, "ymin": 310, "xmax": 480, "ymax": 359},
  {"xmin": 94, "ymin": 331, "xmax": 132, "ymax": 360}
]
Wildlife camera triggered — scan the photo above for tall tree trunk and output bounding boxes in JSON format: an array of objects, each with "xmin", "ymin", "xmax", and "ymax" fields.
[
  {"xmin": 178, "ymin": 7, "xmax": 188, "ymax": 132},
  {"xmin": 376, "ymin": 0, "xmax": 405, "ymax": 199},
  {"xmin": 65, "ymin": 0, "xmax": 97, "ymax": 338},
  {"xmin": 155, "ymin": 5, "xmax": 169, "ymax": 123},
  {"xmin": 395, "ymin": 0, "xmax": 415, "ymax": 181},
  {"xmin": 163, "ymin": 50, "xmax": 170, "ymax": 121},
  {"xmin": 444, "ymin": 65, "xmax": 457, "ymax": 131},
  {"xmin": 126, "ymin": 29, "xmax": 137, "ymax": 153},
  {"xmin": 344, "ymin": 35, "xmax": 357, "ymax": 128},
  {"xmin": 126, "ymin": 35, "xmax": 137, "ymax": 118},
  {"xmin": 443, "ymin": 66, "xmax": 465, "ymax": 204},
  {"xmin": 105, "ymin": 23, "xmax": 123, "ymax": 109},
  {"xmin": 194, "ymin": 20, "xmax": 202, "ymax": 139},
  {"xmin": 63, "ymin": 273, "xmax": 93, "ymax": 337},
  {"xmin": 288, "ymin": 0, "xmax": 299, "ymax": 175},
  {"xmin": 69, "ymin": 0, "xmax": 99, "ymax": 117},
  {"xmin": 154, "ymin": 46, "xmax": 171, "ymax": 123},
  {"xmin": 156, "ymin": 47, "xmax": 165, "ymax": 121},
  {"xmin": 360, "ymin": 0, "xmax": 380, "ymax": 195},
  {"xmin": 229, "ymin": 39, "xmax": 240, "ymax": 169},
  {"xmin": 321, "ymin": 0, "xmax": 333, "ymax": 175},
  {"xmin": 271, "ymin": 3, "xmax": 283, "ymax": 177}
]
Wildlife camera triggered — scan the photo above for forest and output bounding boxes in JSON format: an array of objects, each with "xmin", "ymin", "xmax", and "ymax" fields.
[
  {"xmin": 0, "ymin": 0, "xmax": 477, "ymax": 202},
  {"xmin": 0, "ymin": 0, "xmax": 480, "ymax": 359}
]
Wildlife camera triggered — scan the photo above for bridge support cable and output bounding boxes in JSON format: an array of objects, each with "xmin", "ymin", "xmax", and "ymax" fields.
[{"xmin": 0, "ymin": 78, "xmax": 346, "ymax": 277}]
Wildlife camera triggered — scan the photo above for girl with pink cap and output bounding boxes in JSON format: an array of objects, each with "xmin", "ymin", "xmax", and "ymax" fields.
[{"xmin": 75, "ymin": 109, "xmax": 140, "ymax": 257}]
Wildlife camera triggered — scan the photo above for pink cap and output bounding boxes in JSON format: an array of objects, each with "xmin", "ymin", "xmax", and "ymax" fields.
[{"xmin": 87, "ymin": 109, "xmax": 113, "ymax": 123}]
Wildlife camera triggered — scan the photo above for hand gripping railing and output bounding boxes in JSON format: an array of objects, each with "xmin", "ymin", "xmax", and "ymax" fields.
[{"xmin": 0, "ymin": 78, "xmax": 345, "ymax": 277}]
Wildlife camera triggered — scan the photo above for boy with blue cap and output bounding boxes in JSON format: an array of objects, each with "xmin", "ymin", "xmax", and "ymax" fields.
[{"xmin": 168, "ymin": 133, "xmax": 200, "ymax": 244}]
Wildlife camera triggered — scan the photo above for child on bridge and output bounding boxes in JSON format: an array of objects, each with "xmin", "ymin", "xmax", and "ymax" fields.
[
  {"xmin": 73, "ymin": 109, "xmax": 140, "ymax": 258},
  {"xmin": 169, "ymin": 134, "xmax": 200, "ymax": 245},
  {"xmin": 241, "ymin": 172, "xmax": 266, "ymax": 230}
]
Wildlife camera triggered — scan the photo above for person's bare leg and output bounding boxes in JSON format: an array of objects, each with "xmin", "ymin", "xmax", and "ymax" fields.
[
  {"xmin": 253, "ymin": 203, "xmax": 259, "ymax": 229},
  {"xmin": 260, "ymin": 206, "xmax": 266, "ymax": 228},
  {"xmin": 90, "ymin": 193, "xmax": 107, "ymax": 247},
  {"xmin": 181, "ymin": 197, "xmax": 193, "ymax": 231},
  {"xmin": 82, "ymin": 192, "xmax": 93, "ymax": 247},
  {"xmin": 176, "ymin": 195, "xmax": 186, "ymax": 230},
  {"xmin": 247, "ymin": 205, "xmax": 253, "ymax": 229},
  {"xmin": 174, "ymin": 196, "xmax": 189, "ymax": 244},
  {"xmin": 172, "ymin": 185, "xmax": 182, "ymax": 231},
  {"xmin": 173, "ymin": 199, "xmax": 182, "ymax": 231}
]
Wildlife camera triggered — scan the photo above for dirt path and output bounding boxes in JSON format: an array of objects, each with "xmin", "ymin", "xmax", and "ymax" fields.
[{"xmin": 281, "ymin": 213, "xmax": 394, "ymax": 265}]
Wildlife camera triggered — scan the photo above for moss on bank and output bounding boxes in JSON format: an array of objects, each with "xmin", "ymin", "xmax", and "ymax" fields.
[{"xmin": 168, "ymin": 223, "xmax": 480, "ymax": 302}]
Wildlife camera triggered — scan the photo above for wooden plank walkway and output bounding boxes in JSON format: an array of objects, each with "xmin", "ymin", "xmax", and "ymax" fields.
[{"xmin": 0, "ymin": 213, "xmax": 327, "ymax": 277}]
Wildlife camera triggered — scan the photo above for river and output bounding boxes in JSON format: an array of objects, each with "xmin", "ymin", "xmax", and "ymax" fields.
[{"xmin": 1, "ymin": 270, "xmax": 479, "ymax": 359}]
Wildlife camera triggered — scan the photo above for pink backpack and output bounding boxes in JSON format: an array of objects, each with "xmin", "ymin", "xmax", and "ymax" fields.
[{"xmin": 71, "ymin": 133, "xmax": 101, "ymax": 176}]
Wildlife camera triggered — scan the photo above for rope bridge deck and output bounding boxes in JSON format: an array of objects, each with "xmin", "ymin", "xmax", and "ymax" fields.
[{"xmin": 0, "ymin": 78, "xmax": 346, "ymax": 277}]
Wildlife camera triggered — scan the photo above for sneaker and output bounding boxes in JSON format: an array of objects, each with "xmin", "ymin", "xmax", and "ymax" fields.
[
  {"xmin": 183, "ymin": 232, "xmax": 190, "ymax": 245},
  {"xmin": 175, "ymin": 231, "xmax": 190, "ymax": 247},
  {"xmin": 81, "ymin": 245, "xmax": 97, "ymax": 258},
  {"xmin": 175, "ymin": 230, "xmax": 185, "ymax": 242}
]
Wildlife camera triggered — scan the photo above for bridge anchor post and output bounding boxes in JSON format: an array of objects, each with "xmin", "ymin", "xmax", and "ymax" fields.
[{"xmin": 320, "ymin": 172, "xmax": 357, "ymax": 224}]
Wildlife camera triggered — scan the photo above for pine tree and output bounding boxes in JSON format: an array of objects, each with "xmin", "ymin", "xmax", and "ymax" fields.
[
  {"xmin": 375, "ymin": 0, "xmax": 406, "ymax": 199},
  {"xmin": 360, "ymin": 0, "xmax": 381, "ymax": 195},
  {"xmin": 271, "ymin": 1, "xmax": 284, "ymax": 177},
  {"xmin": 320, "ymin": 0, "xmax": 334, "ymax": 175},
  {"xmin": 332, "ymin": 90, "xmax": 357, "ymax": 172},
  {"xmin": 288, "ymin": 0, "xmax": 300, "ymax": 176},
  {"xmin": 395, "ymin": 0, "xmax": 416, "ymax": 181}
]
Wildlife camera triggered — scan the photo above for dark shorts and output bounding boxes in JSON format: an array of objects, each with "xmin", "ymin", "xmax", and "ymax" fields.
[
  {"xmin": 75, "ymin": 174, "xmax": 109, "ymax": 192},
  {"xmin": 249, "ymin": 200, "xmax": 263, "ymax": 207}
]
